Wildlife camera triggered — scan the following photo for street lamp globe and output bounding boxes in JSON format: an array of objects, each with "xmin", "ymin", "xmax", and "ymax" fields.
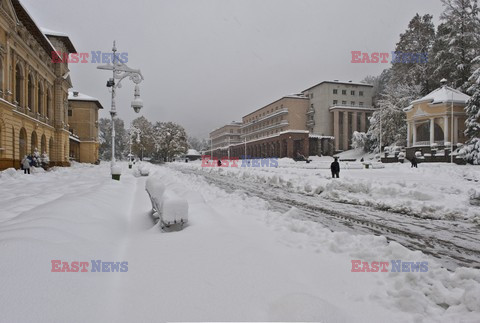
[{"xmin": 131, "ymin": 84, "xmax": 143, "ymax": 113}]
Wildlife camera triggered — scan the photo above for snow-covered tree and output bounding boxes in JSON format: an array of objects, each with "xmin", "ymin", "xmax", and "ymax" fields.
[
  {"xmin": 462, "ymin": 57, "xmax": 480, "ymax": 164},
  {"xmin": 362, "ymin": 69, "xmax": 392, "ymax": 107},
  {"xmin": 152, "ymin": 122, "xmax": 188, "ymax": 161},
  {"xmin": 435, "ymin": 0, "xmax": 480, "ymax": 91},
  {"xmin": 390, "ymin": 14, "xmax": 436, "ymax": 94},
  {"xmin": 351, "ymin": 131, "xmax": 371, "ymax": 152},
  {"xmin": 367, "ymin": 83, "xmax": 422, "ymax": 152},
  {"xmin": 130, "ymin": 116, "xmax": 155, "ymax": 158},
  {"xmin": 98, "ymin": 117, "xmax": 129, "ymax": 160},
  {"xmin": 187, "ymin": 136, "xmax": 209, "ymax": 152}
]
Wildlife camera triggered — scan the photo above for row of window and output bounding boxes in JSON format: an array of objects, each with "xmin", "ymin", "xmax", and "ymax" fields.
[
  {"xmin": 245, "ymin": 105, "xmax": 284, "ymax": 123},
  {"xmin": 332, "ymin": 100, "xmax": 364, "ymax": 107},
  {"xmin": 333, "ymin": 89, "xmax": 364, "ymax": 96},
  {"xmin": 247, "ymin": 128, "xmax": 286, "ymax": 141},
  {"xmin": 243, "ymin": 116, "xmax": 285, "ymax": 133}
]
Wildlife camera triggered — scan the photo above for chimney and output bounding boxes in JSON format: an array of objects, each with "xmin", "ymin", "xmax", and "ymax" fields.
[{"xmin": 73, "ymin": 91, "xmax": 79, "ymax": 97}]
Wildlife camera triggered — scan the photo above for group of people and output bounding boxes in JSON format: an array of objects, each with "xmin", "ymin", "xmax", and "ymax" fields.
[{"xmin": 21, "ymin": 149, "xmax": 49, "ymax": 174}]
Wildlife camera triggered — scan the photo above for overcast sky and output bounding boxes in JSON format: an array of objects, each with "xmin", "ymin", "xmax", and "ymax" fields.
[{"xmin": 23, "ymin": 0, "xmax": 444, "ymax": 138}]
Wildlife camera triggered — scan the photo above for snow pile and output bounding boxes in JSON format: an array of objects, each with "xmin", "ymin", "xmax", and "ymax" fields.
[
  {"xmin": 173, "ymin": 159, "xmax": 480, "ymax": 221},
  {"xmin": 146, "ymin": 174, "xmax": 188, "ymax": 226}
]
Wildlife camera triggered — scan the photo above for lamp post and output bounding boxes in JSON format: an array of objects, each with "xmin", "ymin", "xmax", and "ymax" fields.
[{"xmin": 97, "ymin": 41, "xmax": 144, "ymax": 179}]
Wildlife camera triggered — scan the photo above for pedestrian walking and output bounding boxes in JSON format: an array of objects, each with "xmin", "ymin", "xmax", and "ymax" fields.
[
  {"xmin": 411, "ymin": 156, "xmax": 418, "ymax": 168},
  {"xmin": 330, "ymin": 157, "xmax": 340, "ymax": 178},
  {"xmin": 21, "ymin": 155, "xmax": 31, "ymax": 174}
]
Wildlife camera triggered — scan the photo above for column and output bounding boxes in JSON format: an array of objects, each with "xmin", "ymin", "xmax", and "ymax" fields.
[
  {"xmin": 454, "ymin": 117, "xmax": 459, "ymax": 144},
  {"xmin": 444, "ymin": 116, "xmax": 448, "ymax": 144},
  {"xmin": 429, "ymin": 118, "xmax": 435, "ymax": 145},
  {"xmin": 406, "ymin": 122, "xmax": 410, "ymax": 147},
  {"xmin": 333, "ymin": 110, "xmax": 339, "ymax": 151},
  {"xmin": 360, "ymin": 112, "xmax": 366, "ymax": 132},
  {"xmin": 352, "ymin": 111, "xmax": 358, "ymax": 132},
  {"xmin": 412, "ymin": 122, "xmax": 417, "ymax": 146},
  {"xmin": 343, "ymin": 111, "xmax": 348, "ymax": 151}
]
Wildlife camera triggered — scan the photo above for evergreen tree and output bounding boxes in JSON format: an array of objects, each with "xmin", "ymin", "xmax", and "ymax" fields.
[
  {"xmin": 436, "ymin": 0, "xmax": 480, "ymax": 91},
  {"xmin": 462, "ymin": 57, "xmax": 480, "ymax": 164},
  {"xmin": 390, "ymin": 14, "xmax": 436, "ymax": 94},
  {"xmin": 430, "ymin": 23, "xmax": 456, "ymax": 88},
  {"xmin": 367, "ymin": 83, "xmax": 422, "ymax": 152}
]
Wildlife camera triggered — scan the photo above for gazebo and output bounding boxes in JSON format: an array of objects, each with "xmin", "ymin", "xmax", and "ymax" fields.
[{"xmin": 403, "ymin": 84, "xmax": 470, "ymax": 159}]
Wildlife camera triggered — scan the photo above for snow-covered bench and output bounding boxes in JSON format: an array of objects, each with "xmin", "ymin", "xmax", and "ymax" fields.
[{"xmin": 145, "ymin": 176, "xmax": 188, "ymax": 230}]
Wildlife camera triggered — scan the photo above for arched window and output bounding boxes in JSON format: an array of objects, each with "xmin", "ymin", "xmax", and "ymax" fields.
[
  {"xmin": 27, "ymin": 73, "xmax": 35, "ymax": 112},
  {"xmin": 30, "ymin": 131, "xmax": 37, "ymax": 154},
  {"xmin": 38, "ymin": 82, "xmax": 44, "ymax": 116},
  {"xmin": 0, "ymin": 58, "xmax": 4, "ymax": 95},
  {"xmin": 15, "ymin": 64, "xmax": 24, "ymax": 105},
  {"xmin": 19, "ymin": 128, "xmax": 27, "ymax": 158},
  {"xmin": 49, "ymin": 137, "xmax": 54, "ymax": 161},
  {"xmin": 41, "ymin": 134, "xmax": 46, "ymax": 154},
  {"xmin": 46, "ymin": 88, "xmax": 52, "ymax": 119}
]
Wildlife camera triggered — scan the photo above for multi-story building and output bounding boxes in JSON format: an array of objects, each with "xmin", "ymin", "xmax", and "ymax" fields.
[
  {"xmin": 68, "ymin": 91, "xmax": 103, "ymax": 163},
  {"xmin": 210, "ymin": 95, "xmax": 310, "ymax": 159},
  {"xmin": 302, "ymin": 80, "xmax": 375, "ymax": 152},
  {"xmin": 0, "ymin": 0, "xmax": 75, "ymax": 170},
  {"xmin": 209, "ymin": 121, "xmax": 243, "ymax": 151}
]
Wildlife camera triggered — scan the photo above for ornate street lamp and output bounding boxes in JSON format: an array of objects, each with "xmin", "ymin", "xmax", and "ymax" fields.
[{"xmin": 97, "ymin": 41, "xmax": 144, "ymax": 180}]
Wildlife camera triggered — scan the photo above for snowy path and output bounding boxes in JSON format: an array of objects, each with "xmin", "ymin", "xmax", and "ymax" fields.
[
  {"xmin": 170, "ymin": 164, "xmax": 480, "ymax": 270},
  {"xmin": 1, "ymin": 163, "xmax": 479, "ymax": 322}
]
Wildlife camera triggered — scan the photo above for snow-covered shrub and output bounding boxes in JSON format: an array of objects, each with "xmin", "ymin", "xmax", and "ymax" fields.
[{"xmin": 415, "ymin": 151, "xmax": 422, "ymax": 157}]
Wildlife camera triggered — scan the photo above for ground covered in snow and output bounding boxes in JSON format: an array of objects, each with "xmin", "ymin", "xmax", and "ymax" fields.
[
  {"xmin": 182, "ymin": 154, "xmax": 480, "ymax": 222},
  {"xmin": 0, "ymin": 161, "xmax": 479, "ymax": 322}
]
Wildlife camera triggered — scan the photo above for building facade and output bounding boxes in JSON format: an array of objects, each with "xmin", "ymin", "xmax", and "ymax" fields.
[
  {"xmin": 404, "ymin": 85, "xmax": 469, "ymax": 159},
  {"xmin": 209, "ymin": 122, "xmax": 243, "ymax": 151},
  {"xmin": 68, "ymin": 91, "xmax": 103, "ymax": 163},
  {"xmin": 0, "ymin": 0, "xmax": 75, "ymax": 170},
  {"xmin": 302, "ymin": 80, "xmax": 375, "ymax": 152},
  {"xmin": 209, "ymin": 95, "xmax": 310, "ymax": 159}
]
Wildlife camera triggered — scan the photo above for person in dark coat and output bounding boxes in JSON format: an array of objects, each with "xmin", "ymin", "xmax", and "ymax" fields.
[
  {"xmin": 411, "ymin": 156, "xmax": 418, "ymax": 168},
  {"xmin": 330, "ymin": 157, "xmax": 340, "ymax": 178},
  {"xmin": 217, "ymin": 159, "xmax": 222, "ymax": 167}
]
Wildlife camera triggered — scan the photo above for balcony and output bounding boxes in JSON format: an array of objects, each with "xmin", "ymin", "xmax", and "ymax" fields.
[
  {"xmin": 241, "ymin": 120, "xmax": 289, "ymax": 138},
  {"xmin": 241, "ymin": 108, "xmax": 288, "ymax": 129}
]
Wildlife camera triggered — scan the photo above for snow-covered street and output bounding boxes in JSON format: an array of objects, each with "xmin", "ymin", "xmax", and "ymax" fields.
[{"xmin": 1, "ymin": 162, "xmax": 480, "ymax": 322}]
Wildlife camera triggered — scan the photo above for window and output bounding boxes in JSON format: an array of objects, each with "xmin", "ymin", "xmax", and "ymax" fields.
[
  {"xmin": 333, "ymin": 100, "xmax": 338, "ymax": 105},
  {"xmin": 311, "ymin": 104, "xmax": 314, "ymax": 109},
  {"xmin": 351, "ymin": 90, "xmax": 355, "ymax": 95},
  {"xmin": 359, "ymin": 102, "xmax": 364, "ymax": 107},
  {"xmin": 68, "ymin": 109, "xmax": 72, "ymax": 117},
  {"xmin": 333, "ymin": 89, "xmax": 338, "ymax": 94},
  {"xmin": 342, "ymin": 101, "xmax": 347, "ymax": 105},
  {"xmin": 310, "ymin": 93, "xmax": 314, "ymax": 98},
  {"xmin": 351, "ymin": 101, "xmax": 355, "ymax": 106},
  {"xmin": 359, "ymin": 91, "xmax": 364, "ymax": 96},
  {"xmin": 342, "ymin": 90, "xmax": 346, "ymax": 95},
  {"xmin": 230, "ymin": 129, "xmax": 233, "ymax": 133}
]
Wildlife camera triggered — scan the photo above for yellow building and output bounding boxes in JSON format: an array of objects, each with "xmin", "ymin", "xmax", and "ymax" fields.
[
  {"xmin": 68, "ymin": 91, "xmax": 103, "ymax": 164},
  {"xmin": 68, "ymin": 91, "xmax": 103, "ymax": 163},
  {"xmin": 0, "ymin": 0, "xmax": 76, "ymax": 170},
  {"xmin": 404, "ymin": 85, "xmax": 470, "ymax": 159}
]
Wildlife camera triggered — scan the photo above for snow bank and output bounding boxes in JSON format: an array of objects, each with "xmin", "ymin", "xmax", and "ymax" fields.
[{"xmin": 172, "ymin": 159, "xmax": 480, "ymax": 221}]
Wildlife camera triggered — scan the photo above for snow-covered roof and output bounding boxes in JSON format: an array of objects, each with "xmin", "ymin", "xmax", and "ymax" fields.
[
  {"xmin": 309, "ymin": 134, "xmax": 334, "ymax": 139},
  {"xmin": 41, "ymin": 27, "xmax": 76, "ymax": 53},
  {"xmin": 186, "ymin": 149, "xmax": 201, "ymax": 156},
  {"xmin": 41, "ymin": 27, "xmax": 69, "ymax": 38},
  {"xmin": 68, "ymin": 91, "xmax": 104, "ymax": 109},
  {"xmin": 405, "ymin": 86, "xmax": 470, "ymax": 111},
  {"xmin": 303, "ymin": 80, "xmax": 373, "ymax": 92}
]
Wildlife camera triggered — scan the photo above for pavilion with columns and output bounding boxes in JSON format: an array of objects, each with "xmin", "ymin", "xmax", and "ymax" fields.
[{"xmin": 403, "ymin": 84, "xmax": 470, "ymax": 159}]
